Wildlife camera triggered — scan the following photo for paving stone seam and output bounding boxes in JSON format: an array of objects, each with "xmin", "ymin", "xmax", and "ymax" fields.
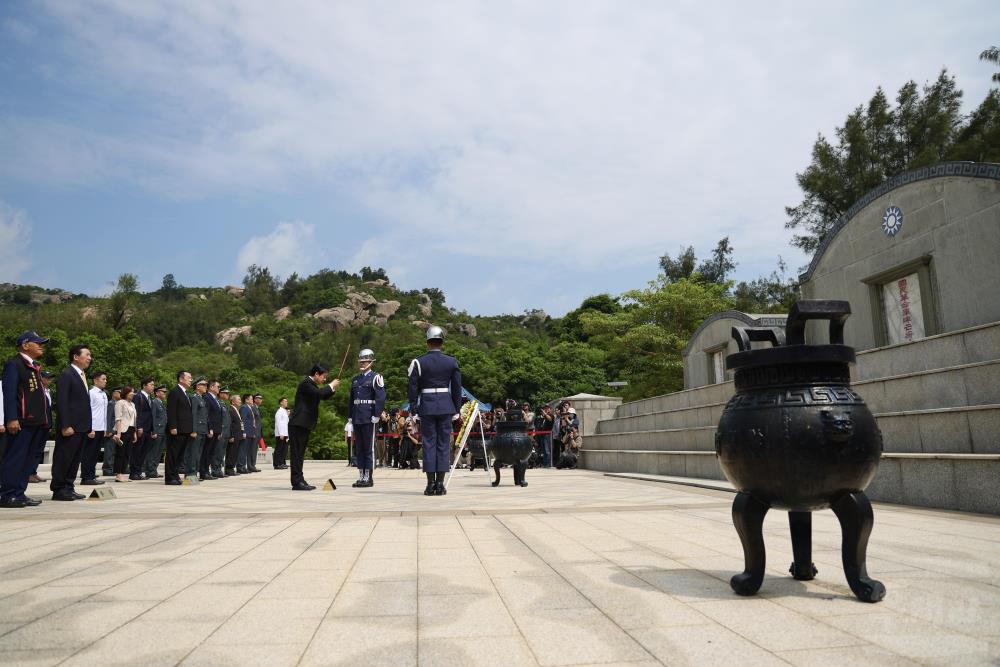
[
  {"xmin": 296, "ymin": 516, "xmax": 376, "ymax": 666},
  {"xmin": 170, "ymin": 515, "xmax": 343, "ymax": 667},
  {"xmin": 52, "ymin": 516, "xmax": 279, "ymax": 665},
  {"xmin": 0, "ymin": 519, "xmax": 158, "ymax": 577},
  {"xmin": 578, "ymin": 511, "xmax": 996, "ymax": 661},
  {"xmin": 494, "ymin": 514, "xmax": 666, "ymax": 666},
  {"xmin": 457, "ymin": 515, "xmax": 544, "ymax": 666},
  {"xmin": 0, "ymin": 517, "xmax": 259, "ymax": 655}
]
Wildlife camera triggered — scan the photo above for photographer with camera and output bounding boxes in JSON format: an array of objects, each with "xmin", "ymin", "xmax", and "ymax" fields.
[
  {"xmin": 534, "ymin": 404, "xmax": 555, "ymax": 468},
  {"xmin": 552, "ymin": 401, "xmax": 579, "ymax": 468}
]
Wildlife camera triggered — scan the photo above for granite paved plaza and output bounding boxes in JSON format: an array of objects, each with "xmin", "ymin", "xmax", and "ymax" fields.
[{"xmin": 1, "ymin": 463, "xmax": 998, "ymax": 666}]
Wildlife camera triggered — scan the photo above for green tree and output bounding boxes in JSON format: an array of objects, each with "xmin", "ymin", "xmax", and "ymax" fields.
[
  {"xmin": 658, "ymin": 246, "xmax": 696, "ymax": 282},
  {"xmin": 581, "ymin": 277, "xmax": 730, "ymax": 400},
  {"xmin": 980, "ymin": 45, "xmax": 1000, "ymax": 83},
  {"xmin": 732, "ymin": 258, "xmax": 799, "ymax": 314},
  {"xmin": 696, "ymin": 236, "xmax": 736, "ymax": 284},
  {"xmin": 948, "ymin": 89, "xmax": 1000, "ymax": 162},
  {"xmin": 242, "ymin": 264, "xmax": 280, "ymax": 314},
  {"xmin": 108, "ymin": 273, "xmax": 138, "ymax": 330},
  {"xmin": 786, "ymin": 70, "xmax": 965, "ymax": 253},
  {"xmin": 158, "ymin": 273, "xmax": 182, "ymax": 301}
]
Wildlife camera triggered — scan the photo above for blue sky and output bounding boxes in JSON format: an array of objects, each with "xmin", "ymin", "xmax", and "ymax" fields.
[{"xmin": 1, "ymin": 1, "xmax": 997, "ymax": 316}]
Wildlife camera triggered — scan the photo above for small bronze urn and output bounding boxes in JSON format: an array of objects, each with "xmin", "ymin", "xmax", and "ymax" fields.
[
  {"xmin": 488, "ymin": 411, "xmax": 532, "ymax": 488},
  {"xmin": 715, "ymin": 300, "xmax": 885, "ymax": 602}
]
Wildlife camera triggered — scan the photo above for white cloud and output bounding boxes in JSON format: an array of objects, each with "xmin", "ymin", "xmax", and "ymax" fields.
[
  {"xmin": 235, "ymin": 221, "xmax": 319, "ymax": 280},
  {"xmin": 12, "ymin": 1, "xmax": 1000, "ymax": 311},
  {"xmin": 0, "ymin": 202, "xmax": 32, "ymax": 282}
]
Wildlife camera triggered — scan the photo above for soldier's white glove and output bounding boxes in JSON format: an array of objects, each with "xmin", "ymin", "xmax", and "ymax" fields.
[
  {"xmin": 452, "ymin": 413, "xmax": 461, "ymax": 421},
  {"xmin": 371, "ymin": 416, "xmax": 379, "ymax": 424}
]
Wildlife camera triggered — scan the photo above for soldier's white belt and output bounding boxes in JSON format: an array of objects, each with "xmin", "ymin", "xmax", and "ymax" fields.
[
  {"xmin": 421, "ymin": 388, "xmax": 450, "ymax": 394},
  {"xmin": 353, "ymin": 400, "xmax": 376, "ymax": 405}
]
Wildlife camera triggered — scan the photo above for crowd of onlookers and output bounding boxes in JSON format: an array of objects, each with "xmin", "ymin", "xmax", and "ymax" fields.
[{"xmin": 346, "ymin": 398, "xmax": 581, "ymax": 471}]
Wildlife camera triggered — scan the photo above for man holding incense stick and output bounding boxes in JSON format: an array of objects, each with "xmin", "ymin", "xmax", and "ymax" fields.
[{"xmin": 287, "ymin": 364, "xmax": 340, "ymax": 491}]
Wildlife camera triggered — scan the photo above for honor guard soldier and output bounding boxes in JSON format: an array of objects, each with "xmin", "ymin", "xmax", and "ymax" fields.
[
  {"xmin": 350, "ymin": 349, "xmax": 386, "ymax": 488},
  {"xmin": 407, "ymin": 326, "xmax": 462, "ymax": 496}
]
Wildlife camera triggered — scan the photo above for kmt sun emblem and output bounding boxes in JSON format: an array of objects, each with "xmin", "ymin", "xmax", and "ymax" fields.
[{"xmin": 881, "ymin": 205, "xmax": 903, "ymax": 237}]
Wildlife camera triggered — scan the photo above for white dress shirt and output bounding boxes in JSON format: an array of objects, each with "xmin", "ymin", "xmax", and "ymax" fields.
[
  {"xmin": 274, "ymin": 407, "xmax": 289, "ymax": 438},
  {"xmin": 90, "ymin": 386, "xmax": 109, "ymax": 433}
]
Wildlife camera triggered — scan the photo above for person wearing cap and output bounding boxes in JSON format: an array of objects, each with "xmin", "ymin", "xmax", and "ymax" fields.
[
  {"xmin": 143, "ymin": 385, "xmax": 168, "ymax": 478},
  {"xmin": 349, "ymin": 349, "xmax": 386, "ymax": 488},
  {"xmin": 185, "ymin": 378, "xmax": 209, "ymax": 480},
  {"xmin": 165, "ymin": 371, "xmax": 195, "ymax": 485},
  {"xmin": 28, "ymin": 370, "xmax": 55, "ymax": 484},
  {"xmin": 102, "ymin": 386, "xmax": 122, "ymax": 477},
  {"xmin": 211, "ymin": 385, "xmax": 231, "ymax": 479},
  {"xmin": 225, "ymin": 393, "xmax": 244, "ymax": 476},
  {"xmin": 273, "ymin": 397, "xmax": 290, "ymax": 470},
  {"xmin": 2, "ymin": 331, "xmax": 54, "ymax": 507},
  {"xmin": 288, "ymin": 364, "xmax": 340, "ymax": 490},
  {"xmin": 407, "ymin": 326, "xmax": 463, "ymax": 496},
  {"xmin": 51, "ymin": 344, "xmax": 95, "ymax": 498}
]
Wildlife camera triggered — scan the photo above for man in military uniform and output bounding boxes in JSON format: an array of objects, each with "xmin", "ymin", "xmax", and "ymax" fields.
[
  {"xmin": 1, "ymin": 331, "xmax": 53, "ymax": 507},
  {"xmin": 407, "ymin": 326, "xmax": 462, "ymax": 496},
  {"xmin": 350, "ymin": 349, "xmax": 386, "ymax": 488},
  {"xmin": 144, "ymin": 384, "xmax": 168, "ymax": 478},
  {"xmin": 185, "ymin": 378, "xmax": 208, "ymax": 479},
  {"xmin": 212, "ymin": 386, "xmax": 231, "ymax": 478}
]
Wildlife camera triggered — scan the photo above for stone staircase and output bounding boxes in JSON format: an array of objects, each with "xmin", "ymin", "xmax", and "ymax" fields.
[{"xmin": 581, "ymin": 321, "xmax": 1000, "ymax": 515}]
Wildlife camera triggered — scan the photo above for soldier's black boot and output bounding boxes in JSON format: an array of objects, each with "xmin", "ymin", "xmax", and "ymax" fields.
[
  {"xmin": 424, "ymin": 472, "xmax": 435, "ymax": 496},
  {"xmin": 364, "ymin": 470, "xmax": 374, "ymax": 488},
  {"xmin": 434, "ymin": 472, "xmax": 447, "ymax": 495}
]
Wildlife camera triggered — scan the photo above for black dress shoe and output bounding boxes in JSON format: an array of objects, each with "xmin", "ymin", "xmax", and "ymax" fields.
[
  {"xmin": 21, "ymin": 497, "xmax": 42, "ymax": 506},
  {"xmin": 50, "ymin": 494, "xmax": 75, "ymax": 502},
  {"xmin": 72, "ymin": 492, "xmax": 86, "ymax": 500},
  {"xmin": 129, "ymin": 474, "xmax": 143, "ymax": 481},
  {"xmin": 81, "ymin": 478, "xmax": 105, "ymax": 485},
  {"xmin": 1, "ymin": 498, "xmax": 28, "ymax": 507},
  {"xmin": 292, "ymin": 483, "xmax": 315, "ymax": 491},
  {"xmin": 165, "ymin": 480, "xmax": 182, "ymax": 486}
]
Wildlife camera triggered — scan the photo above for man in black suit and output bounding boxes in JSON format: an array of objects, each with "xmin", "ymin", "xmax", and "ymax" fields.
[
  {"xmin": 225, "ymin": 393, "xmax": 244, "ymax": 476},
  {"xmin": 165, "ymin": 370, "xmax": 194, "ymax": 485},
  {"xmin": 200, "ymin": 380, "xmax": 223, "ymax": 480},
  {"xmin": 130, "ymin": 376, "xmax": 155, "ymax": 480},
  {"xmin": 288, "ymin": 364, "xmax": 340, "ymax": 490},
  {"xmin": 51, "ymin": 344, "xmax": 93, "ymax": 501}
]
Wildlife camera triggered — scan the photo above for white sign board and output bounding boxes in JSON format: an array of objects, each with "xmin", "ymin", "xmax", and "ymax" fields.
[{"xmin": 882, "ymin": 273, "xmax": 925, "ymax": 345}]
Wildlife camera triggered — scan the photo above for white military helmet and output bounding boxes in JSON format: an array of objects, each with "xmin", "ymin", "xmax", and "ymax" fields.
[
  {"xmin": 426, "ymin": 325, "xmax": 445, "ymax": 342},
  {"xmin": 358, "ymin": 348, "xmax": 376, "ymax": 363}
]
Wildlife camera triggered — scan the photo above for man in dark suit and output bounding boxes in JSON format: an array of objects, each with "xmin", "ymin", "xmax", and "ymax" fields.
[
  {"xmin": 251, "ymin": 393, "xmax": 264, "ymax": 472},
  {"xmin": 1, "ymin": 331, "xmax": 52, "ymax": 508},
  {"xmin": 200, "ymin": 380, "xmax": 223, "ymax": 480},
  {"xmin": 408, "ymin": 326, "xmax": 463, "ymax": 496},
  {"xmin": 225, "ymin": 393, "xmax": 244, "ymax": 476},
  {"xmin": 165, "ymin": 370, "xmax": 194, "ymax": 485},
  {"xmin": 51, "ymin": 344, "xmax": 94, "ymax": 501},
  {"xmin": 144, "ymin": 384, "xmax": 168, "ymax": 478},
  {"xmin": 130, "ymin": 377, "xmax": 155, "ymax": 480},
  {"xmin": 238, "ymin": 394, "xmax": 256, "ymax": 474},
  {"xmin": 288, "ymin": 364, "xmax": 340, "ymax": 490}
]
